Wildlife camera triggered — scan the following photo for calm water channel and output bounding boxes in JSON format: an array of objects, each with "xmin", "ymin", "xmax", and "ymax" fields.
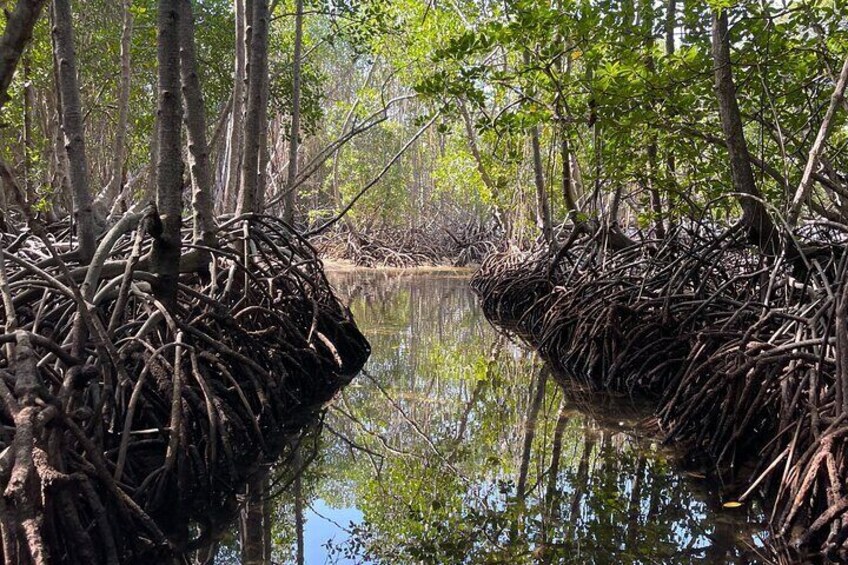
[{"xmin": 226, "ymin": 272, "xmax": 775, "ymax": 564}]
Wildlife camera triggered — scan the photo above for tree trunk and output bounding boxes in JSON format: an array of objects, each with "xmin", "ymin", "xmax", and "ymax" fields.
[
  {"xmin": 0, "ymin": 159, "xmax": 30, "ymax": 215},
  {"xmin": 23, "ymin": 58, "xmax": 36, "ymax": 206},
  {"xmin": 52, "ymin": 0, "xmax": 96, "ymax": 263},
  {"xmin": 294, "ymin": 446, "xmax": 305, "ymax": 565},
  {"xmin": 647, "ymin": 142, "xmax": 664, "ymax": 238},
  {"xmin": 555, "ymin": 0, "xmax": 577, "ymax": 218},
  {"xmin": 711, "ymin": 9, "xmax": 778, "ymax": 255},
  {"xmin": 641, "ymin": 0, "xmax": 665, "ymax": 239},
  {"xmin": 458, "ymin": 99, "xmax": 506, "ymax": 231},
  {"xmin": 98, "ymin": 0, "xmax": 133, "ymax": 216},
  {"xmin": 664, "ymin": 0, "xmax": 675, "ymax": 55},
  {"xmin": 787, "ymin": 54, "xmax": 848, "ymax": 226},
  {"xmin": 625, "ymin": 455, "xmax": 646, "ymax": 548},
  {"xmin": 544, "ymin": 402, "xmax": 568, "ymax": 518},
  {"xmin": 664, "ymin": 0, "xmax": 677, "ymax": 229},
  {"xmin": 560, "ymin": 130, "xmax": 577, "ymax": 214},
  {"xmin": 151, "ymin": 0, "xmax": 184, "ymax": 309},
  {"xmin": 530, "ymin": 127, "xmax": 552, "ymax": 245},
  {"xmin": 0, "ymin": 0, "xmax": 47, "ymax": 111},
  {"xmin": 178, "ymin": 0, "xmax": 216, "ymax": 250},
  {"xmin": 223, "ymin": 0, "xmax": 246, "ymax": 213},
  {"xmin": 48, "ymin": 76, "xmax": 72, "ymax": 213},
  {"xmin": 239, "ymin": 467, "xmax": 271, "ymax": 565},
  {"xmin": 258, "ymin": 59, "xmax": 270, "ymax": 210},
  {"xmin": 147, "ymin": 113, "xmax": 160, "ymax": 201},
  {"xmin": 588, "ymin": 65, "xmax": 602, "ymax": 216},
  {"xmin": 517, "ymin": 368, "xmax": 548, "ymax": 499},
  {"xmin": 283, "ymin": 0, "xmax": 304, "ymax": 225},
  {"xmin": 236, "ymin": 0, "xmax": 269, "ymax": 215},
  {"xmin": 521, "ymin": 50, "xmax": 552, "ymax": 245},
  {"xmin": 564, "ymin": 434, "xmax": 595, "ymax": 536}
]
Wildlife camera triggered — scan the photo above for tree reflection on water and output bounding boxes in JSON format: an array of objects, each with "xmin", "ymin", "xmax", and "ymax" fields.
[{"xmin": 240, "ymin": 272, "xmax": 775, "ymax": 564}]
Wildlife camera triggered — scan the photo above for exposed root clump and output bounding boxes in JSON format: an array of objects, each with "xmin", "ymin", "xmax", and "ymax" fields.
[
  {"xmin": 0, "ymin": 213, "xmax": 370, "ymax": 564},
  {"xmin": 311, "ymin": 221, "xmax": 499, "ymax": 268},
  {"xmin": 471, "ymin": 225, "xmax": 848, "ymax": 560}
]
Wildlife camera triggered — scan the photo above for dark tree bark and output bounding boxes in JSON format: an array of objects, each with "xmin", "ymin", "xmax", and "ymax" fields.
[
  {"xmin": 516, "ymin": 368, "xmax": 548, "ymax": 499},
  {"xmin": 544, "ymin": 403, "xmax": 568, "ymax": 510},
  {"xmin": 236, "ymin": 0, "xmax": 269, "ymax": 215},
  {"xmin": 541, "ymin": 401, "xmax": 569, "ymax": 545},
  {"xmin": 282, "ymin": 0, "xmax": 304, "ymax": 225},
  {"xmin": 178, "ymin": 0, "xmax": 216, "ymax": 250},
  {"xmin": 239, "ymin": 468, "xmax": 271, "ymax": 565},
  {"xmin": 0, "ymin": 0, "xmax": 47, "ymax": 111},
  {"xmin": 625, "ymin": 455, "xmax": 646, "ymax": 548},
  {"xmin": 664, "ymin": 0, "xmax": 676, "ymax": 55},
  {"xmin": 52, "ymin": 0, "xmax": 96, "ymax": 262},
  {"xmin": 151, "ymin": 0, "xmax": 184, "ymax": 308},
  {"xmin": 711, "ymin": 9, "xmax": 779, "ymax": 255},
  {"xmin": 564, "ymin": 434, "xmax": 596, "ymax": 536},
  {"xmin": 294, "ymin": 446, "xmax": 305, "ymax": 565}
]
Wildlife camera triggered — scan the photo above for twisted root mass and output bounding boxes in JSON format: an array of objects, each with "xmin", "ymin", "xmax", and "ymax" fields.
[
  {"xmin": 471, "ymin": 225, "xmax": 848, "ymax": 561},
  {"xmin": 0, "ymin": 215, "xmax": 370, "ymax": 563}
]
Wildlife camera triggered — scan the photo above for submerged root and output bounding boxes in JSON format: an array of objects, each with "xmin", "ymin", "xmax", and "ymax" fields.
[
  {"xmin": 471, "ymin": 224, "xmax": 848, "ymax": 560},
  {"xmin": 0, "ymin": 213, "xmax": 370, "ymax": 563}
]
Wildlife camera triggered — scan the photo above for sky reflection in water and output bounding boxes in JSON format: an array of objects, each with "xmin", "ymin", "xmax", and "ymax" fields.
[{"xmin": 268, "ymin": 272, "xmax": 772, "ymax": 564}]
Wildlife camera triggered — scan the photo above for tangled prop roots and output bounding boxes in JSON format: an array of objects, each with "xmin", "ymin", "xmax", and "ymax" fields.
[
  {"xmin": 0, "ymin": 214, "xmax": 370, "ymax": 564},
  {"xmin": 471, "ymin": 226, "xmax": 848, "ymax": 560},
  {"xmin": 311, "ymin": 220, "xmax": 499, "ymax": 268}
]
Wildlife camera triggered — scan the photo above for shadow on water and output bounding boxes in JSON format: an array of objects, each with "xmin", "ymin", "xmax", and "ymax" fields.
[{"xmin": 226, "ymin": 272, "xmax": 785, "ymax": 564}]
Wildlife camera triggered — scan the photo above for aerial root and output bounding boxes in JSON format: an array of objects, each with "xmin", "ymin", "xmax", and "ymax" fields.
[
  {"xmin": 471, "ymin": 223, "xmax": 848, "ymax": 560},
  {"xmin": 0, "ymin": 213, "xmax": 370, "ymax": 564}
]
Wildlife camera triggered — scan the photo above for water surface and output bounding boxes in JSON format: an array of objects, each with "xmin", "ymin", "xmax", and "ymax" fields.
[{"xmin": 267, "ymin": 272, "xmax": 772, "ymax": 564}]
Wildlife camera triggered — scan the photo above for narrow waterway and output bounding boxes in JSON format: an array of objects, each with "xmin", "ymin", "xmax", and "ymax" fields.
[{"xmin": 232, "ymin": 272, "xmax": 775, "ymax": 564}]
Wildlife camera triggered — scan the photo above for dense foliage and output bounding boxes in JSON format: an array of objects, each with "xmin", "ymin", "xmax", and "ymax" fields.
[
  {"xmin": 1, "ymin": 0, "xmax": 848, "ymax": 562},
  {"xmin": 2, "ymin": 1, "xmax": 844, "ymax": 253}
]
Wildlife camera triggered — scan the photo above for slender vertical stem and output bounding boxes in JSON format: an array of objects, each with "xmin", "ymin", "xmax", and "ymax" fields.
[
  {"xmin": 283, "ymin": 0, "xmax": 304, "ymax": 225},
  {"xmin": 150, "ymin": 0, "xmax": 184, "ymax": 309},
  {"xmin": 787, "ymin": 55, "xmax": 848, "ymax": 226},
  {"xmin": 102, "ymin": 0, "xmax": 133, "ymax": 210},
  {"xmin": 224, "ymin": 0, "xmax": 246, "ymax": 213},
  {"xmin": 52, "ymin": 0, "xmax": 96, "ymax": 262},
  {"xmin": 178, "ymin": 0, "xmax": 216, "ymax": 251},
  {"xmin": 236, "ymin": 0, "xmax": 269, "ymax": 215}
]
